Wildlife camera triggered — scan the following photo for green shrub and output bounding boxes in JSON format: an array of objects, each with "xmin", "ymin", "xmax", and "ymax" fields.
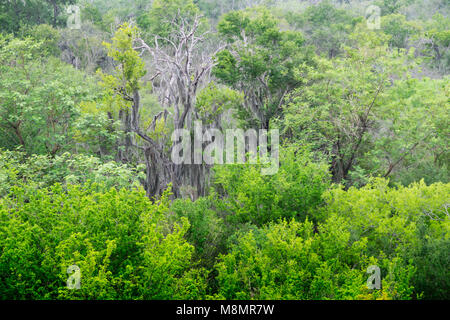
[
  {"xmin": 213, "ymin": 147, "xmax": 331, "ymax": 226},
  {"xmin": 320, "ymin": 178, "xmax": 450, "ymax": 299},
  {"xmin": 0, "ymin": 149, "xmax": 145, "ymax": 197},
  {"xmin": 214, "ymin": 179, "xmax": 449, "ymax": 300},
  {"xmin": 404, "ymin": 215, "xmax": 450, "ymax": 300},
  {"xmin": 214, "ymin": 218, "xmax": 415, "ymax": 300},
  {"xmin": 0, "ymin": 183, "xmax": 206, "ymax": 300},
  {"xmin": 171, "ymin": 196, "xmax": 227, "ymax": 269}
]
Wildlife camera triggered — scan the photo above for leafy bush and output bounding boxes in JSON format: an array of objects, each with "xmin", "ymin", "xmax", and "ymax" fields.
[
  {"xmin": 171, "ymin": 196, "xmax": 227, "ymax": 269},
  {"xmin": 402, "ymin": 211, "xmax": 450, "ymax": 300},
  {"xmin": 214, "ymin": 219, "xmax": 415, "ymax": 300},
  {"xmin": 213, "ymin": 147, "xmax": 331, "ymax": 226},
  {"xmin": 0, "ymin": 149, "xmax": 145, "ymax": 197},
  {"xmin": 320, "ymin": 178, "xmax": 450, "ymax": 299},
  {"xmin": 0, "ymin": 37, "xmax": 98, "ymax": 155},
  {"xmin": 0, "ymin": 184, "xmax": 206, "ymax": 300},
  {"xmin": 213, "ymin": 178, "xmax": 449, "ymax": 300}
]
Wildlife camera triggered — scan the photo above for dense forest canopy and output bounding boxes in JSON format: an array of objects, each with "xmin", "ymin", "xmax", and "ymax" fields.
[{"xmin": 0, "ymin": 0, "xmax": 448, "ymax": 300}]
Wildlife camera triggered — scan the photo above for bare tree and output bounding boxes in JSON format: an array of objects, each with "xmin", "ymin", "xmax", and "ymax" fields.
[{"xmin": 128, "ymin": 12, "xmax": 224, "ymax": 198}]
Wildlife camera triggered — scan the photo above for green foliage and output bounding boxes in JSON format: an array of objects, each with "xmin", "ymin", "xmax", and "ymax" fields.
[
  {"xmin": 20, "ymin": 24, "xmax": 61, "ymax": 56},
  {"xmin": 196, "ymin": 0, "xmax": 275, "ymax": 20},
  {"xmin": 214, "ymin": 178, "xmax": 449, "ymax": 300},
  {"xmin": 213, "ymin": 147, "xmax": 331, "ymax": 226},
  {"xmin": 214, "ymin": 218, "xmax": 415, "ymax": 300},
  {"xmin": 404, "ymin": 218, "xmax": 450, "ymax": 300},
  {"xmin": 0, "ymin": 37, "xmax": 98, "ymax": 155},
  {"xmin": 0, "ymin": 184, "xmax": 206, "ymax": 299},
  {"xmin": 321, "ymin": 178, "xmax": 450, "ymax": 299},
  {"xmin": 81, "ymin": 3, "xmax": 103, "ymax": 27},
  {"xmin": 0, "ymin": 149, "xmax": 145, "ymax": 197},
  {"xmin": 285, "ymin": 0, "xmax": 357, "ymax": 58},
  {"xmin": 418, "ymin": 13, "xmax": 450, "ymax": 73},
  {"xmin": 0, "ymin": 0, "xmax": 77, "ymax": 34},
  {"xmin": 214, "ymin": 6, "xmax": 317, "ymax": 128},
  {"xmin": 277, "ymin": 25, "xmax": 445, "ymax": 187},
  {"xmin": 382, "ymin": 14, "xmax": 418, "ymax": 49},
  {"xmin": 0, "ymin": 0, "xmax": 448, "ymax": 302},
  {"xmin": 376, "ymin": 0, "xmax": 413, "ymax": 15},
  {"xmin": 73, "ymin": 101, "xmax": 124, "ymax": 158},
  {"xmin": 171, "ymin": 196, "xmax": 227, "ymax": 269},
  {"xmin": 101, "ymin": 23, "xmax": 146, "ymax": 97},
  {"xmin": 371, "ymin": 76, "xmax": 449, "ymax": 185},
  {"xmin": 195, "ymin": 83, "xmax": 243, "ymax": 125},
  {"xmin": 138, "ymin": 0, "xmax": 206, "ymax": 41}
]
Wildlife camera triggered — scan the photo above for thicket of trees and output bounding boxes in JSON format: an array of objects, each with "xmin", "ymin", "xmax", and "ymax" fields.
[{"xmin": 0, "ymin": 0, "xmax": 448, "ymax": 300}]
